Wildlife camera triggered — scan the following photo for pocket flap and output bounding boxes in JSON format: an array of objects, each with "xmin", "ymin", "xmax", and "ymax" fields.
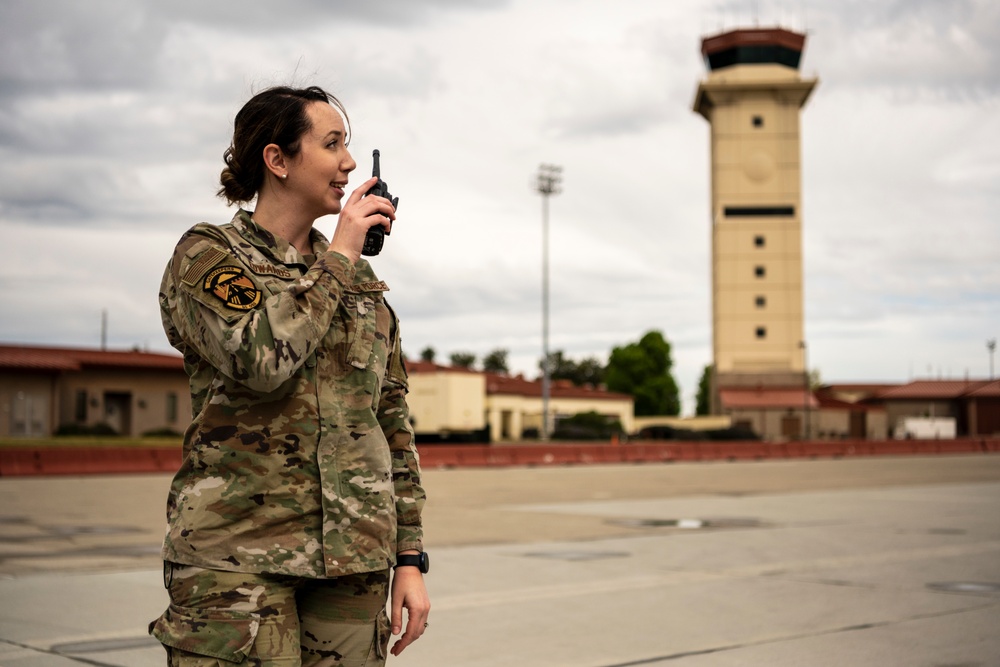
[{"xmin": 149, "ymin": 603, "xmax": 259, "ymax": 663}]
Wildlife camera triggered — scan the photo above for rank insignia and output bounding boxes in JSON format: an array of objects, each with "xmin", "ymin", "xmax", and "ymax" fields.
[{"xmin": 203, "ymin": 266, "xmax": 261, "ymax": 311}]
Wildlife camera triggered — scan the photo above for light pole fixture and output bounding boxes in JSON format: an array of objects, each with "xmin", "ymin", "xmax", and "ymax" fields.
[{"xmin": 536, "ymin": 164, "xmax": 562, "ymax": 440}]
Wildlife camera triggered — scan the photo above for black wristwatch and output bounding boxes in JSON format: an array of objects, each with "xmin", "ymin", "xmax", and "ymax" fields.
[{"xmin": 394, "ymin": 552, "xmax": 429, "ymax": 574}]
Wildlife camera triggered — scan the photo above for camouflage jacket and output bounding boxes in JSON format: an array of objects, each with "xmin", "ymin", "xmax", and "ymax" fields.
[{"xmin": 158, "ymin": 210, "xmax": 424, "ymax": 578}]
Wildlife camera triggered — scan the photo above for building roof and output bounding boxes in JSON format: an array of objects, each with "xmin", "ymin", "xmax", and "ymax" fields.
[
  {"xmin": 485, "ymin": 373, "xmax": 631, "ymax": 401},
  {"xmin": 967, "ymin": 380, "xmax": 1000, "ymax": 398},
  {"xmin": 821, "ymin": 382, "xmax": 900, "ymax": 394},
  {"xmin": 0, "ymin": 344, "xmax": 183, "ymax": 373},
  {"xmin": 719, "ymin": 387, "xmax": 819, "ymax": 410},
  {"xmin": 876, "ymin": 379, "xmax": 994, "ymax": 400},
  {"xmin": 404, "ymin": 361, "xmax": 630, "ymax": 401},
  {"xmin": 701, "ymin": 27, "xmax": 806, "ymax": 58},
  {"xmin": 405, "ymin": 361, "xmax": 630, "ymax": 401},
  {"xmin": 405, "ymin": 360, "xmax": 480, "ymax": 375},
  {"xmin": 814, "ymin": 392, "xmax": 885, "ymax": 412}
]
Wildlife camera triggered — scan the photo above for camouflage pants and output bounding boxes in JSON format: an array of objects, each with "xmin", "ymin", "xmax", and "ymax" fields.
[{"xmin": 149, "ymin": 562, "xmax": 390, "ymax": 666}]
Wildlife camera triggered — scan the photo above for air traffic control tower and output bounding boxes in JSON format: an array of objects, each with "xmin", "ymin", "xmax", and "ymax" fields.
[{"xmin": 693, "ymin": 28, "xmax": 818, "ymax": 414}]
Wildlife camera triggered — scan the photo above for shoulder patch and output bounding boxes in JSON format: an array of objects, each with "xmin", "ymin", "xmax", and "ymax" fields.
[
  {"xmin": 181, "ymin": 248, "xmax": 228, "ymax": 287},
  {"xmin": 203, "ymin": 266, "xmax": 261, "ymax": 311}
]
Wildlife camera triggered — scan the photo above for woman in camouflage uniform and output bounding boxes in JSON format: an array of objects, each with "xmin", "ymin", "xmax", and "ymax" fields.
[{"xmin": 149, "ymin": 86, "xmax": 429, "ymax": 666}]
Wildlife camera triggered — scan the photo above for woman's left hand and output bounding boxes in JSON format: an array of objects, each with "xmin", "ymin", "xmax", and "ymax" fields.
[{"xmin": 389, "ymin": 564, "xmax": 431, "ymax": 656}]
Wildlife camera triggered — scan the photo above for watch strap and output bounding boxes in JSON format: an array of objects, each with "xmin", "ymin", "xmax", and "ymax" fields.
[{"xmin": 394, "ymin": 553, "xmax": 429, "ymax": 573}]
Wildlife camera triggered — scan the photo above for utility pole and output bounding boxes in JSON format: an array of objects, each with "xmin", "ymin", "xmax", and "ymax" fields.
[
  {"xmin": 536, "ymin": 164, "xmax": 562, "ymax": 440},
  {"xmin": 989, "ymin": 339, "xmax": 996, "ymax": 380}
]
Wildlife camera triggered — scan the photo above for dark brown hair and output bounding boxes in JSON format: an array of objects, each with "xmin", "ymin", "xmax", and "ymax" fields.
[{"xmin": 218, "ymin": 85, "xmax": 350, "ymax": 204}]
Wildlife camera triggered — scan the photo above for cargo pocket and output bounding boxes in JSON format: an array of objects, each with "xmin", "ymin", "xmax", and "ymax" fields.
[
  {"xmin": 149, "ymin": 603, "xmax": 260, "ymax": 663},
  {"xmin": 373, "ymin": 609, "xmax": 391, "ymax": 662}
]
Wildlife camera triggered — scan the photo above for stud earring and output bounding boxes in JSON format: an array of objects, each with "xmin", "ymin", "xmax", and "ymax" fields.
[{"xmin": 280, "ymin": 173, "xmax": 287, "ymax": 179}]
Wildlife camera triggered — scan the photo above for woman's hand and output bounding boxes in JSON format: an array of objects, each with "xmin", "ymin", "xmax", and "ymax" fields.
[
  {"xmin": 327, "ymin": 176, "xmax": 396, "ymax": 264},
  {"xmin": 389, "ymin": 563, "xmax": 430, "ymax": 656}
]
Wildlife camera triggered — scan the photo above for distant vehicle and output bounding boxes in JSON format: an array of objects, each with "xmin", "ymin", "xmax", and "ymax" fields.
[{"xmin": 894, "ymin": 417, "xmax": 956, "ymax": 440}]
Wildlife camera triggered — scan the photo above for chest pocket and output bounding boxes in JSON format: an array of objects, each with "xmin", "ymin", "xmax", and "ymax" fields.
[
  {"xmin": 342, "ymin": 285, "xmax": 392, "ymax": 385},
  {"xmin": 346, "ymin": 293, "xmax": 378, "ymax": 369}
]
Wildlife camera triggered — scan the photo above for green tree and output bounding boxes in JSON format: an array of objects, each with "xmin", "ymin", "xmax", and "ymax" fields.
[
  {"xmin": 541, "ymin": 350, "xmax": 606, "ymax": 387},
  {"xmin": 541, "ymin": 350, "xmax": 570, "ymax": 380},
  {"xmin": 604, "ymin": 330, "xmax": 680, "ymax": 416},
  {"xmin": 573, "ymin": 356, "xmax": 606, "ymax": 387},
  {"xmin": 695, "ymin": 364, "xmax": 712, "ymax": 416},
  {"xmin": 420, "ymin": 346, "xmax": 436, "ymax": 362},
  {"xmin": 449, "ymin": 351, "xmax": 476, "ymax": 369},
  {"xmin": 482, "ymin": 348, "xmax": 510, "ymax": 374}
]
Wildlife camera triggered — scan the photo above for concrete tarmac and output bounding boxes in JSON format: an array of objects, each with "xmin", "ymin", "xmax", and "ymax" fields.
[{"xmin": 1, "ymin": 454, "xmax": 999, "ymax": 666}]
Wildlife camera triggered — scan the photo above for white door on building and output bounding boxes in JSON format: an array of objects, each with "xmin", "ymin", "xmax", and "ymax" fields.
[{"xmin": 10, "ymin": 390, "xmax": 49, "ymax": 437}]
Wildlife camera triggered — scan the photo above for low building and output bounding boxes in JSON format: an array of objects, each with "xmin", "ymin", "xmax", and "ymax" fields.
[
  {"xmin": 0, "ymin": 344, "xmax": 634, "ymax": 443},
  {"xmin": 717, "ymin": 385, "xmax": 819, "ymax": 441},
  {"xmin": 872, "ymin": 379, "xmax": 1000, "ymax": 438},
  {"xmin": 405, "ymin": 362, "xmax": 634, "ymax": 442},
  {"xmin": 0, "ymin": 344, "xmax": 189, "ymax": 438},
  {"xmin": 484, "ymin": 373, "xmax": 634, "ymax": 442},
  {"xmin": 405, "ymin": 361, "xmax": 487, "ymax": 442},
  {"xmin": 813, "ymin": 391, "xmax": 888, "ymax": 440}
]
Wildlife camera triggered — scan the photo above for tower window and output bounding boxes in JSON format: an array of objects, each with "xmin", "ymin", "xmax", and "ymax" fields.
[
  {"xmin": 755, "ymin": 326, "xmax": 767, "ymax": 339},
  {"xmin": 754, "ymin": 266, "xmax": 766, "ymax": 278},
  {"xmin": 725, "ymin": 206, "xmax": 794, "ymax": 217},
  {"xmin": 754, "ymin": 235, "xmax": 765, "ymax": 247},
  {"xmin": 755, "ymin": 295, "xmax": 766, "ymax": 308},
  {"xmin": 752, "ymin": 115, "xmax": 764, "ymax": 128}
]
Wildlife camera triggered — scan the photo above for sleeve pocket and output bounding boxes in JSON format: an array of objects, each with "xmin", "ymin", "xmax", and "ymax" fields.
[{"xmin": 149, "ymin": 603, "xmax": 260, "ymax": 663}]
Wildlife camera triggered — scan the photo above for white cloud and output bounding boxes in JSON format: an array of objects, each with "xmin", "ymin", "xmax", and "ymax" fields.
[{"xmin": 1, "ymin": 0, "xmax": 998, "ymax": 415}]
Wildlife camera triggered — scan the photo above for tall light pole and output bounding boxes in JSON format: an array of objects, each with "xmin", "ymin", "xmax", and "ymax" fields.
[
  {"xmin": 799, "ymin": 340, "xmax": 810, "ymax": 440},
  {"xmin": 536, "ymin": 164, "xmax": 562, "ymax": 440},
  {"xmin": 988, "ymin": 339, "xmax": 997, "ymax": 380}
]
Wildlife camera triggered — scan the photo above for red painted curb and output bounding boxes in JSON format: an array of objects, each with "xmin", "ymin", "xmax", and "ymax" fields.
[{"xmin": 1, "ymin": 439, "xmax": 997, "ymax": 476}]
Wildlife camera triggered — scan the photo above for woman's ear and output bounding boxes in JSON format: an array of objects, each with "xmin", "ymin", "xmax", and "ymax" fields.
[{"xmin": 262, "ymin": 144, "xmax": 288, "ymax": 180}]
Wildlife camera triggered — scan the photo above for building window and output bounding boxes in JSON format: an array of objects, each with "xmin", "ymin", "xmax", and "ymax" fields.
[
  {"xmin": 756, "ymin": 326, "xmax": 767, "ymax": 339},
  {"xmin": 166, "ymin": 392, "xmax": 178, "ymax": 423},
  {"xmin": 755, "ymin": 295, "xmax": 766, "ymax": 308},
  {"xmin": 752, "ymin": 115, "xmax": 763, "ymax": 128},
  {"xmin": 75, "ymin": 389, "xmax": 88, "ymax": 422},
  {"xmin": 724, "ymin": 206, "xmax": 794, "ymax": 217},
  {"xmin": 754, "ymin": 235, "xmax": 765, "ymax": 247},
  {"xmin": 754, "ymin": 265, "xmax": 766, "ymax": 278}
]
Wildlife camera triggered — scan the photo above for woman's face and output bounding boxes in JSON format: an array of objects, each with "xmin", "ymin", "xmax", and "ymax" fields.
[{"xmin": 285, "ymin": 101, "xmax": 356, "ymax": 219}]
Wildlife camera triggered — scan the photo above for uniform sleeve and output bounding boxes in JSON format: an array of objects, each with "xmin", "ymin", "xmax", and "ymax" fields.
[
  {"xmin": 378, "ymin": 316, "xmax": 425, "ymax": 553},
  {"xmin": 162, "ymin": 235, "xmax": 356, "ymax": 394}
]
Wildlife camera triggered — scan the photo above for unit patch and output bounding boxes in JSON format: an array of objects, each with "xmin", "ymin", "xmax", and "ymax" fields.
[{"xmin": 203, "ymin": 266, "xmax": 261, "ymax": 311}]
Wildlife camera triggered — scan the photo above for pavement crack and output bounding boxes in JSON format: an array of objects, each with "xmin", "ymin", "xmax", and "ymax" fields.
[
  {"xmin": 0, "ymin": 638, "xmax": 120, "ymax": 667},
  {"xmin": 594, "ymin": 603, "xmax": 997, "ymax": 666}
]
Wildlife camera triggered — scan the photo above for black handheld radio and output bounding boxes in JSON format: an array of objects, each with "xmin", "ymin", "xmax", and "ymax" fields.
[{"xmin": 361, "ymin": 149, "xmax": 399, "ymax": 257}]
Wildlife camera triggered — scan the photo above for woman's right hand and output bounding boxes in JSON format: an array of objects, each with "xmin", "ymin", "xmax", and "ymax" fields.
[{"xmin": 328, "ymin": 176, "xmax": 396, "ymax": 264}]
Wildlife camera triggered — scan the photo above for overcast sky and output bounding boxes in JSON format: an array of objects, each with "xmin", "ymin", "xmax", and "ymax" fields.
[{"xmin": 1, "ymin": 0, "xmax": 998, "ymax": 414}]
